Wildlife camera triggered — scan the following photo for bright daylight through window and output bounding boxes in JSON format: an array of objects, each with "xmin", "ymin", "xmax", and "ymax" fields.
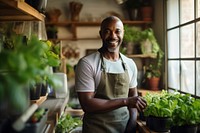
[{"xmin": 166, "ymin": 0, "xmax": 200, "ymax": 96}]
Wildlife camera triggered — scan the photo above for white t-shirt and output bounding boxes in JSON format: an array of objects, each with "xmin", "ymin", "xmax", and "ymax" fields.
[{"xmin": 75, "ymin": 51, "xmax": 138, "ymax": 92}]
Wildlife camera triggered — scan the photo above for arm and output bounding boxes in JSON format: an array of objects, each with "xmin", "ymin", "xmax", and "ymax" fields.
[
  {"xmin": 125, "ymin": 87, "xmax": 138, "ymax": 133},
  {"xmin": 77, "ymin": 92, "xmax": 128, "ymax": 113},
  {"xmin": 77, "ymin": 89, "xmax": 146, "ymax": 114}
]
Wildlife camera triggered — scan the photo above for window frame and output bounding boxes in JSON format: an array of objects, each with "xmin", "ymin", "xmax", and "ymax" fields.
[{"xmin": 165, "ymin": 0, "xmax": 200, "ymax": 97}]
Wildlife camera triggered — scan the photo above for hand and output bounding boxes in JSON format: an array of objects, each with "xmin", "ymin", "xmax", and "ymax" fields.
[{"xmin": 127, "ymin": 96, "xmax": 147, "ymax": 112}]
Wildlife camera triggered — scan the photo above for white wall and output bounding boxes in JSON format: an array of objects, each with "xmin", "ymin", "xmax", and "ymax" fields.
[{"xmin": 46, "ymin": 0, "xmax": 127, "ymax": 65}]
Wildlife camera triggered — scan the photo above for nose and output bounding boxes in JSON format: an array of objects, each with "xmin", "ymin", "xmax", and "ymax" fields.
[{"xmin": 110, "ymin": 32, "xmax": 117, "ymax": 39}]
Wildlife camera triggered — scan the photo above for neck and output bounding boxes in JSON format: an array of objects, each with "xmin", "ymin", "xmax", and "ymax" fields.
[{"xmin": 99, "ymin": 47, "xmax": 120, "ymax": 61}]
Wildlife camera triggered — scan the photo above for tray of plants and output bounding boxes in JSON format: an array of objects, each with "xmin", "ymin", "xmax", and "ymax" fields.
[{"xmin": 20, "ymin": 108, "xmax": 48, "ymax": 133}]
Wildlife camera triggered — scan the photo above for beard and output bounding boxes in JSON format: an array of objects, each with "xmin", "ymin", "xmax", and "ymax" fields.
[
  {"xmin": 108, "ymin": 47, "xmax": 119, "ymax": 52},
  {"xmin": 103, "ymin": 39, "xmax": 121, "ymax": 53}
]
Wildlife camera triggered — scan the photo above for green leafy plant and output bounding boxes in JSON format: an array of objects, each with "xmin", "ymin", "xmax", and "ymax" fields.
[
  {"xmin": 139, "ymin": 28, "xmax": 164, "ymax": 78},
  {"xmin": 171, "ymin": 94, "xmax": 200, "ymax": 126},
  {"xmin": 123, "ymin": 25, "xmax": 141, "ymax": 43},
  {"xmin": 143, "ymin": 90, "xmax": 178, "ymax": 117},
  {"xmin": 0, "ymin": 34, "xmax": 61, "ymax": 114},
  {"xmin": 143, "ymin": 91, "xmax": 200, "ymax": 127},
  {"xmin": 56, "ymin": 113, "xmax": 82, "ymax": 133}
]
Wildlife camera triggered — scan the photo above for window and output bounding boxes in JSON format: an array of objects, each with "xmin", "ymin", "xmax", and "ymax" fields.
[{"xmin": 166, "ymin": 0, "xmax": 200, "ymax": 96}]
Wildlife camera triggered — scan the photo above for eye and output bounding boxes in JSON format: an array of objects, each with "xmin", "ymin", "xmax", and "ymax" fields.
[
  {"xmin": 116, "ymin": 29, "xmax": 121, "ymax": 34},
  {"xmin": 103, "ymin": 29, "xmax": 111, "ymax": 35}
]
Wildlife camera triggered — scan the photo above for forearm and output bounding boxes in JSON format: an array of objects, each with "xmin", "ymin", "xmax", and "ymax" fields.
[
  {"xmin": 79, "ymin": 95, "xmax": 128, "ymax": 113},
  {"xmin": 125, "ymin": 108, "xmax": 138, "ymax": 133}
]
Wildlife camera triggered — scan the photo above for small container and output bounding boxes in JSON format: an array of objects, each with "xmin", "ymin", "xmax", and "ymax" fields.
[{"xmin": 20, "ymin": 109, "xmax": 48, "ymax": 133}]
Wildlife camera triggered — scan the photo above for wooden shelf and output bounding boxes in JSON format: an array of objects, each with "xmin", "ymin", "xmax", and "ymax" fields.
[
  {"xmin": 0, "ymin": 0, "xmax": 44, "ymax": 21},
  {"xmin": 31, "ymin": 94, "xmax": 48, "ymax": 105},
  {"xmin": 127, "ymin": 54, "xmax": 157, "ymax": 58},
  {"xmin": 46, "ymin": 20, "xmax": 152, "ymax": 40},
  {"xmin": 46, "ymin": 20, "xmax": 152, "ymax": 26}
]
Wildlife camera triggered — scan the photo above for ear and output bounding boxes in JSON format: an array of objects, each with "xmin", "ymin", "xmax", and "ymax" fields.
[{"xmin": 99, "ymin": 30, "xmax": 102, "ymax": 38}]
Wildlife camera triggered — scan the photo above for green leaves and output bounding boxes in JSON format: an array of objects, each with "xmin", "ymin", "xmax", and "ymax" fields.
[
  {"xmin": 143, "ymin": 90, "xmax": 200, "ymax": 126},
  {"xmin": 0, "ymin": 34, "xmax": 61, "ymax": 113},
  {"xmin": 56, "ymin": 114, "xmax": 82, "ymax": 133}
]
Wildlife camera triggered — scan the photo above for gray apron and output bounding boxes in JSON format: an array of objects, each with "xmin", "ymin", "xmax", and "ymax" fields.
[{"xmin": 82, "ymin": 54, "xmax": 130, "ymax": 133}]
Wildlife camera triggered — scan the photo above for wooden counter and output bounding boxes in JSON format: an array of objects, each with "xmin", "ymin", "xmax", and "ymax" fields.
[{"xmin": 138, "ymin": 89, "xmax": 161, "ymax": 97}]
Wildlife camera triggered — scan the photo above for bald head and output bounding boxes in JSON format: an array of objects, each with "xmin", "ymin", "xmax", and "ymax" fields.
[{"xmin": 100, "ymin": 16, "xmax": 124, "ymax": 31}]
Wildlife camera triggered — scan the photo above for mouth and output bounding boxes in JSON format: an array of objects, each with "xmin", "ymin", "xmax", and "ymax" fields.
[{"xmin": 107, "ymin": 39, "xmax": 119, "ymax": 47}]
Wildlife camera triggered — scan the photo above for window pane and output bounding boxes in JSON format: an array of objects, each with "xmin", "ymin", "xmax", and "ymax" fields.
[
  {"xmin": 197, "ymin": 61, "xmax": 200, "ymax": 96},
  {"xmin": 168, "ymin": 61, "xmax": 180, "ymax": 90},
  {"xmin": 197, "ymin": 22, "xmax": 200, "ymax": 57},
  {"xmin": 197, "ymin": 0, "xmax": 200, "ymax": 18},
  {"xmin": 181, "ymin": 61, "xmax": 195, "ymax": 94},
  {"xmin": 180, "ymin": 0, "xmax": 194, "ymax": 24},
  {"xmin": 180, "ymin": 24, "xmax": 195, "ymax": 58},
  {"xmin": 167, "ymin": 0, "xmax": 179, "ymax": 28},
  {"xmin": 168, "ymin": 29, "xmax": 179, "ymax": 58}
]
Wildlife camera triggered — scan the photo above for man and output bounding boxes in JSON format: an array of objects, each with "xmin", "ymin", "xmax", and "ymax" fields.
[{"xmin": 75, "ymin": 16, "xmax": 147, "ymax": 133}]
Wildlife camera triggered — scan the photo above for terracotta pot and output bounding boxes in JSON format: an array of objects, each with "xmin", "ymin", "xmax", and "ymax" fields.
[
  {"xmin": 141, "ymin": 6, "xmax": 153, "ymax": 21},
  {"xmin": 147, "ymin": 77, "xmax": 160, "ymax": 90}
]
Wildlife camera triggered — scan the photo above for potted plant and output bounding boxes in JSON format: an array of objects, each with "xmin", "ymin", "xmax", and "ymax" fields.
[
  {"xmin": 137, "ymin": 28, "xmax": 164, "ymax": 90},
  {"xmin": 170, "ymin": 94, "xmax": 200, "ymax": 133},
  {"xmin": 140, "ymin": 0, "xmax": 153, "ymax": 21},
  {"xmin": 122, "ymin": 25, "xmax": 141, "ymax": 54},
  {"xmin": 0, "ymin": 33, "xmax": 60, "ymax": 119},
  {"xmin": 143, "ymin": 90, "xmax": 177, "ymax": 132},
  {"xmin": 124, "ymin": 0, "xmax": 142, "ymax": 20}
]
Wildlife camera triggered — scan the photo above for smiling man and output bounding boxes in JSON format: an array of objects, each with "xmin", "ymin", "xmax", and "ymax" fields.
[{"xmin": 75, "ymin": 16, "xmax": 147, "ymax": 133}]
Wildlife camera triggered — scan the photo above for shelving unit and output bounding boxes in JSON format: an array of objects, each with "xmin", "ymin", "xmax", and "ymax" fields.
[
  {"xmin": 31, "ymin": 94, "xmax": 48, "ymax": 105},
  {"xmin": 0, "ymin": 0, "xmax": 44, "ymax": 21},
  {"xmin": 46, "ymin": 20, "xmax": 152, "ymax": 40}
]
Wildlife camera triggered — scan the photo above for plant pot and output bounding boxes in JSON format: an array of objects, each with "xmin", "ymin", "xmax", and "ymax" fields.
[
  {"xmin": 141, "ymin": 6, "xmax": 153, "ymax": 21},
  {"xmin": 170, "ymin": 125, "xmax": 198, "ymax": 133},
  {"xmin": 140, "ymin": 39, "xmax": 152, "ymax": 54},
  {"xmin": 25, "ymin": 0, "xmax": 47, "ymax": 13},
  {"xmin": 47, "ymin": 31, "xmax": 57, "ymax": 39},
  {"xmin": 147, "ymin": 77, "xmax": 160, "ymax": 90},
  {"xmin": 30, "ymin": 84, "xmax": 42, "ymax": 100},
  {"xmin": 127, "ymin": 8, "xmax": 139, "ymax": 20},
  {"xmin": 40, "ymin": 83, "xmax": 48, "ymax": 96},
  {"xmin": 46, "ymin": 9, "xmax": 61, "ymax": 22},
  {"xmin": 126, "ymin": 42, "xmax": 134, "ymax": 55},
  {"xmin": 146, "ymin": 116, "xmax": 172, "ymax": 132}
]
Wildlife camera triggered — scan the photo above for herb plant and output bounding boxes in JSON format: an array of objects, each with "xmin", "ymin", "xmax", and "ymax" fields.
[
  {"xmin": 171, "ymin": 94, "xmax": 200, "ymax": 126},
  {"xmin": 143, "ymin": 90, "xmax": 200, "ymax": 127},
  {"xmin": 143, "ymin": 90, "xmax": 178, "ymax": 117},
  {"xmin": 56, "ymin": 114, "xmax": 82, "ymax": 133}
]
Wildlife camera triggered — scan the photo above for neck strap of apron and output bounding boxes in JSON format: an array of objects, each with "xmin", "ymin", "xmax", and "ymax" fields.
[{"xmin": 100, "ymin": 53, "xmax": 127, "ymax": 72}]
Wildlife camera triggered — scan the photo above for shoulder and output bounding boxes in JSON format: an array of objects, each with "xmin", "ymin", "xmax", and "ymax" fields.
[
  {"xmin": 77, "ymin": 51, "xmax": 101, "ymax": 70},
  {"xmin": 80, "ymin": 51, "xmax": 100, "ymax": 63}
]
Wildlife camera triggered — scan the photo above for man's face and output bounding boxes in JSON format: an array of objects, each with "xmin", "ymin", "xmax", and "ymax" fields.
[{"xmin": 100, "ymin": 19, "xmax": 124, "ymax": 52}]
